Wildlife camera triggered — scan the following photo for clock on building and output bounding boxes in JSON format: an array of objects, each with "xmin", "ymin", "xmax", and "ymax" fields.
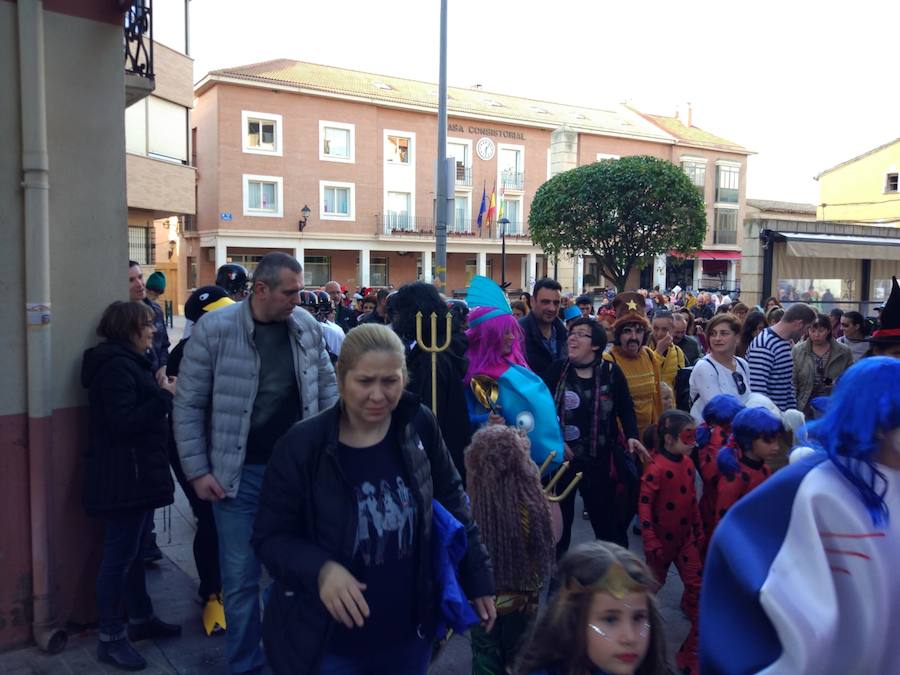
[{"xmin": 476, "ymin": 137, "xmax": 495, "ymax": 161}]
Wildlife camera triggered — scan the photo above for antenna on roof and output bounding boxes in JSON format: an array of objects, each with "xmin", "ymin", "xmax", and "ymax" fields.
[{"xmin": 472, "ymin": 83, "xmax": 482, "ymax": 90}]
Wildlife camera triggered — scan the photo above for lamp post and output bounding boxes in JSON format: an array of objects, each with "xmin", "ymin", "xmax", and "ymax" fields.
[
  {"xmin": 498, "ymin": 217, "xmax": 509, "ymax": 288},
  {"xmin": 298, "ymin": 204, "xmax": 310, "ymax": 232}
]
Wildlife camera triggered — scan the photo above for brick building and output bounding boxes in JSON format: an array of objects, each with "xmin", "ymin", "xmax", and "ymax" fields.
[{"xmin": 182, "ymin": 59, "xmax": 750, "ymax": 302}]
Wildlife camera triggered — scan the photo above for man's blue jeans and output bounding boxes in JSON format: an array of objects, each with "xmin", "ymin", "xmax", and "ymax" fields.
[
  {"xmin": 212, "ymin": 465, "xmax": 267, "ymax": 674},
  {"xmin": 96, "ymin": 510, "xmax": 154, "ymax": 641}
]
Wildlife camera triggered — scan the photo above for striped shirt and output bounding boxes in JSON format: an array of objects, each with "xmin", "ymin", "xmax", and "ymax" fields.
[{"xmin": 746, "ymin": 327, "xmax": 795, "ymax": 410}]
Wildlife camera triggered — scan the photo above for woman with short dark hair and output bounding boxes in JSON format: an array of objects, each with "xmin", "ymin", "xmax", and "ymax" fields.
[
  {"xmin": 689, "ymin": 314, "xmax": 752, "ymax": 422},
  {"xmin": 82, "ymin": 301, "xmax": 180, "ymax": 670}
]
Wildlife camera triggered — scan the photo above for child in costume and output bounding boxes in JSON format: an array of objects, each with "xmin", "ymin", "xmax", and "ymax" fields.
[
  {"xmin": 464, "ymin": 275, "xmax": 563, "ymax": 472},
  {"xmin": 638, "ymin": 410, "xmax": 703, "ymax": 674},
  {"xmin": 694, "ymin": 394, "xmax": 744, "ymax": 549},
  {"xmin": 515, "ymin": 541, "xmax": 669, "ymax": 675},
  {"xmin": 466, "ymin": 425, "xmax": 556, "ymax": 675},
  {"xmin": 701, "ymin": 357, "xmax": 900, "ymax": 674},
  {"xmin": 713, "ymin": 406, "xmax": 782, "ymax": 529}
]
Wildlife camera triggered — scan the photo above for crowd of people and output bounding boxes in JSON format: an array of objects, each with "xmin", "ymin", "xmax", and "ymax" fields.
[{"xmin": 80, "ymin": 255, "xmax": 900, "ymax": 674}]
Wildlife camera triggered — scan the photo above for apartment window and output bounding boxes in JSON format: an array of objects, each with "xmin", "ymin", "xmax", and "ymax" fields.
[
  {"xmin": 385, "ymin": 191, "xmax": 412, "ymax": 231},
  {"xmin": 713, "ymin": 208, "xmax": 738, "ymax": 245},
  {"xmin": 371, "ymin": 256, "xmax": 389, "ymax": 287},
  {"xmin": 886, "ymin": 172, "xmax": 899, "ymax": 193},
  {"xmin": 125, "ymin": 95, "xmax": 188, "ymax": 163},
  {"xmin": 128, "ymin": 226, "xmax": 153, "ymax": 265},
  {"xmin": 304, "ymin": 256, "xmax": 331, "ymax": 287},
  {"xmin": 320, "ymin": 121, "xmax": 355, "ymax": 162},
  {"xmin": 716, "ymin": 165, "xmax": 740, "ymax": 203},
  {"xmin": 452, "ymin": 194, "xmax": 470, "ymax": 233},
  {"xmin": 242, "ymin": 111, "xmax": 282, "ymax": 155},
  {"xmin": 186, "ymin": 256, "xmax": 198, "ymax": 289},
  {"xmin": 501, "ymin": 199, "xmax": 522, "ymax": 234},
  {"xmin": 683, "ymin": 159, "xmax": 706, "ymax": 189},
  {"xmin": 499, "ymin": 146, "xmax": 524, "ymax": 191},
  {"xmin": 596, "ymin": 153, "xmax": 620, "ymax": 161},
  {"xmin": 385, "ymin": 133, "xmax": 411, "ymax": 164},
  {"xmin": 449, "ymin": 141, "xmax": 471, "ymax": 185},
  {"xmin": 320, "ymin": 181, "xmax": 354, "ymax": 220},
  {"xmin": 243, "ymin": 174, "xmax": 283, "ymax": 217},
  {"xmin": 227, "ymin": 254, "xmax": 265, "ymax": 274}
]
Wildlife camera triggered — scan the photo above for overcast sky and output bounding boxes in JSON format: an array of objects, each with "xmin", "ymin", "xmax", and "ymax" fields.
[{"xmin": 155, "ymin": 0, "xmax": 899, "ymax": 205}]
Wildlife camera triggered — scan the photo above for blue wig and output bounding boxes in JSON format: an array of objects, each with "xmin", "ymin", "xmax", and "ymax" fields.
[
  {"xmin": 697, "ymin": 395, "xmax": 745, "ymax": 448},
  {"xmin": 717, "ymin": 407, "xmax": 783, "ymax": 479},
  {"xmin": 804, "ymin": 357, "xmax": 900, "ymax": 526}
]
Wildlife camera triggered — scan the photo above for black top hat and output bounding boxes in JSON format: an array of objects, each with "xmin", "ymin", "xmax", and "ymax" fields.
[{"xmin": 868, "ymin": 276, "xmax": 900, "ymax": 344}]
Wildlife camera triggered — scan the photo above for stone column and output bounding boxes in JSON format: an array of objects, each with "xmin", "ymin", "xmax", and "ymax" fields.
[
  {"xmin": 421, "ymin": 250, "xmax": 432, "ymax": 282},
  {"xmin": 359, "ymin": 248, "xmax": 371, "ymax": 288},
  {"xmin": 527, "ymin": 252, "xmax": 538, "ymax": 290},
  {"xmin": 215, "ymin": 239, "xmax": 228, "ymax": 270},
  {"xmin": 652, "ymin": 253, "xmax": 667, "ymax": 290},
  {"xmin": 477, "ymin": 251, "xmax": 487, "ymax": 277},
  {"xmin": 575, "ymin": 255, "xmax": 585, "ymax": 295}
]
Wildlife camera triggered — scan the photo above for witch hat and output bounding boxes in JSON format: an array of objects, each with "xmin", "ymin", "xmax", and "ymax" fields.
[{"xmin": 868, "ymin": 276, "xmax": 900, "ymax": 344}]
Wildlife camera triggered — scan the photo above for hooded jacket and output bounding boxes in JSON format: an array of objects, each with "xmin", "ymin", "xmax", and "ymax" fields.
[
  {"xmin": 81, "ymin": 341, "xmax": 175, "ymax": 516},
  {"xmin": 252, "ymin": 393, "xmax": 493, "ymax": 674}
]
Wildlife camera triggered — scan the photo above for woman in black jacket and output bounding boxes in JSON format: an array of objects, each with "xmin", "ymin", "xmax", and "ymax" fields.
[
  {"xmin": 82, "ymin": 301, "xmax": 180, "ymax": 671},
  {"xmin": 540, "ymin": 317, "xmax": 643, "ymax": 556},
  {"xmin": 252, "ymin": 324, "xmax": 495, "ymax": 675}
]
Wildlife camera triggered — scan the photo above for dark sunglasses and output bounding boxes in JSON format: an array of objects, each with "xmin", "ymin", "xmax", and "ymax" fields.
[{"xmin": 732, "ymin": 371, "xmax": 747, "ymax": 395}]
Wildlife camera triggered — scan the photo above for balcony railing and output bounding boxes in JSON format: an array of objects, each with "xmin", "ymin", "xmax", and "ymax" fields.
[
  {"xmin": 455, "ymin": 165, "xmax": 472, "ymax": 187},
  {"xmin": 124, "ymin": 0, "xmax": 155, "ymax": 107},
  {"xmin": 376, "ymin": 216, "xmax": 528, "ymax": 239},
  {"xmin": 501, "ymin": 170, "xmax": 524, "ymax": 191}
]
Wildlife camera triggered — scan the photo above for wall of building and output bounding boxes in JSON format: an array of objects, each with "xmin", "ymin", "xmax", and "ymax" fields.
[
  {"xmin": 817, "ymin": 141, "xmax": 900, "ymax": 224},
  {"xmin": 0, "ymin": 4, "xmax": 128, "ymax": 649}
]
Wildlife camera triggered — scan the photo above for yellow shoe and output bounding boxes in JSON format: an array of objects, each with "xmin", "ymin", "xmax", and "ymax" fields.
[{"xmin": 202, "ymin": 593, "xmax": 226, "ymax": 635}]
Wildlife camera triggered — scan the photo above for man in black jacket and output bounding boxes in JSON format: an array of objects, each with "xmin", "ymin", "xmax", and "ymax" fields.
[
  {"xmin": 519, "ymin": 277, "xmax": 567, "ymax": 378},
  {"xmin": 324, "ymin": 280, "xmax": 355, "ymax": 334}
]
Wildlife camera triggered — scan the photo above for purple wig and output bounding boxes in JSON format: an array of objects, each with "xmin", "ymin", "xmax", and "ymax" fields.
[{"xmin": 465, "ymin": 307, "xmax": 528, "ymax": 384}]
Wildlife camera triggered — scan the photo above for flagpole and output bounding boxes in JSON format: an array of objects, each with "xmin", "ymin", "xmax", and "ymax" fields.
[{"xmin": 434, "ymin": 0, "xmax": 448, "ymax": 293}]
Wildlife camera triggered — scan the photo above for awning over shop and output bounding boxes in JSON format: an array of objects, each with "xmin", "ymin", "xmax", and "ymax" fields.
[
  {"xmin": 695, "ymin": 250, "xmax": 741, "ymax": 260},
  {"xmin": 780, "ymin": 232, "xmax": 900, "ymax": 261}
]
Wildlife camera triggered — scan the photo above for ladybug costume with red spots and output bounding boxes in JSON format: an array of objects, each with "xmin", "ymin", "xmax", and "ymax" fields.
[
  {"xmin": 714, "ymin": 454, "xmax": 771, "ymax": 525},
  {"xmin": 696, "ymin": 423, "xmax": 729, "ymax": 549},
  {"xmin": 639, "ymin": 447, "xmax": 704, "ymax": 674}
]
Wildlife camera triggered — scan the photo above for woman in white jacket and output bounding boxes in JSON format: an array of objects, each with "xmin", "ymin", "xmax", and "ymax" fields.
[{"xmin": 689, "ymin": 314, "xmax": 751, "ymax": 422}]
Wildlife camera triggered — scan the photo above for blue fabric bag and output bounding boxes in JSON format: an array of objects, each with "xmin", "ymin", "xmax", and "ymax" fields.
[{"xmin": 431, "ymin": 500, "xmax": 480, "ymax": 634}]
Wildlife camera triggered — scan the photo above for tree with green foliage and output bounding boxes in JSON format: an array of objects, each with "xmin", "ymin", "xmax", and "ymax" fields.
[{"xmin": 529, "ymin": 155, "xmax": 708, "ymax": 291}]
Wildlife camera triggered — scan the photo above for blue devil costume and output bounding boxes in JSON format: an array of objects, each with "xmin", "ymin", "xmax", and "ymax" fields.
[{"xmin": 464, "ymin": 276, "xmax": 563, "ymax": 473}]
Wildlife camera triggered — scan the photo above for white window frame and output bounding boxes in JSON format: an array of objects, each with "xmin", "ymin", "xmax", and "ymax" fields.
[
  {"xmin": 319, "ymin": 180, "xmax": 355, "ymax": 221},
  {"xmin": 681, "ymin": 156, "xmax": 707, "ymax": 189},
  {"xmin": 242, "ymin": 174, "xmax": 283, "ymax": 218},
  {"xmin": 596, "ymin": 153, "xmax": 621, "ymax": 161},
  {"xmin": 448, "ymin": 137, "xmax": 473, "ymax": 188},
  {"xmin": 714, "ymin": 160, "xmax": 741, "ymax": 205},
  {"xmin": 319, "ymin": 120, "xmax": 355, "ymax": 163},
  {"xmin": 497, "ymin": 143, "xmax": 525, "ymax": 194},
  {"xmin": 384, "ymin": 190, "xmax": 414, "ymax": 231},
  {"xmin": 885, "ymin": 171, "xmax": 899, "ymax": 194},
  {"xmin": 384, "ymin": 129, "xmax": 415, "ymax": 165},
  {"xmin": 452, "ymin": 191, "xmax": 471, "ymax": 233},
  {"xmin": 241, "ymin": 110, "xmax": 283, "ymax": 156},
  {"xmin": 501, "ymin": 196, "xmax": 523, "ymax": 235}
]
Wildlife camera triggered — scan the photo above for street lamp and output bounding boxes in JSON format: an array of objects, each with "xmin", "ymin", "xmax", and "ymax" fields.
[
  {"xmin": 298, "ymin": 204, "xmax": 311, "ymax": 232},
  {"xmin": 498, "ymin": 217, "xmax": 510, "ymax": 288}
]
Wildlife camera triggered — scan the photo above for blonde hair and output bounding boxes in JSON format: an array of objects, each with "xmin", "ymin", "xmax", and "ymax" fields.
[
  {"xmin": 336, "ymin": 324, "xmax": 408, "ymax": 388},
  {"xmin": 659, "ymin": 382, "xmax": 674, "ymax": 411}
]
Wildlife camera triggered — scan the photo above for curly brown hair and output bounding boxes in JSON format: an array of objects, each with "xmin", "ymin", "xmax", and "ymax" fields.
[
  {"xmin": 464, "ymin": 426, "xmax": 555, "ymax": 593},
  {"xmin": 514, "ymin": 541, "xmax": 668, "ymax": 675}
]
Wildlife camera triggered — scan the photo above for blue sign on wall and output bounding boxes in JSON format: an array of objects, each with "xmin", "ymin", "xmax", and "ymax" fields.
[{"xmin": 220, "ymin": 212, "xmax": 233, "ymax": 221}]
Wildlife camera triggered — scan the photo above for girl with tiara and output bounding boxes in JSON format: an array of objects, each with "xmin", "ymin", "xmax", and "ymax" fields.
[
  {"xmin": 466, "ymin": 425, "xmax": 556, "ymax": 675},
  {"xmin": 638, "ymin": 410, "xmax": 703, "ymax": 674},
  {"xmin": 702, "ymin": 357, "xmax": 900, "ymax": 674},
  {"xmin": 515, "ymin": 541, "xmax": 668, "ymax": 675},
  {"xmin": 712, "ymin": 406, "xmax": 783, "ymax": 529}
]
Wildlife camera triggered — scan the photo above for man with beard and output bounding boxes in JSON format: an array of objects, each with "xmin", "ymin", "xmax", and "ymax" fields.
[{"xmin": 603, "ymin": 292, "xmax": 664, "ymax": 433}]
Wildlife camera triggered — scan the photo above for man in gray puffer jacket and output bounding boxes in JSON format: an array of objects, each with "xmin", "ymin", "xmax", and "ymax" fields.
[{"xmin": 174, "ymin": 252, "xmax": 337, "ymax": 674}]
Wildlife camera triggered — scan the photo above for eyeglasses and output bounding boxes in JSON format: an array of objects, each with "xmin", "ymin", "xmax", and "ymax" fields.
[{"xmin": 732, "ymin": 371, "xmax": 747, "ymax": 395}]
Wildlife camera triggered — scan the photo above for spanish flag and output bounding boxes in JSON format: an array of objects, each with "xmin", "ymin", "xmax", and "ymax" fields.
[{"xmin": 486, "ymin": 182, "xmax": 497, "ymax": 225}]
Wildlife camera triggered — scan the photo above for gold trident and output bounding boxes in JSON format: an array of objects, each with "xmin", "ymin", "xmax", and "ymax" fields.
[
  {"xmin": 415, "ymin": 311, "xmax": 453, "ymax": 416},
  {"xmin": 541, "ymin": 454, "xmax": 583, "ymax": 503}
]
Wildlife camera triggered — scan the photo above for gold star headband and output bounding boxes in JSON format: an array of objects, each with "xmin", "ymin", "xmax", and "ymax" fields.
[{"xmin": 564, "ymin": 563, "xmax": 647, "ymax": 600}]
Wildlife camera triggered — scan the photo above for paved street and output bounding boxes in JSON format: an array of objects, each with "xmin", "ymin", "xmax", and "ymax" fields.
[{"xmin": 0, "ymin": 475, "xmax": 689, "ymax": 674}]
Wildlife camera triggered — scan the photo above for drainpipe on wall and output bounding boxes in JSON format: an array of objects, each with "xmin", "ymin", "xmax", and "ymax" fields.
[{"xmin": 18, "ymin": 0, "xmax": 67, "ymax": 654}]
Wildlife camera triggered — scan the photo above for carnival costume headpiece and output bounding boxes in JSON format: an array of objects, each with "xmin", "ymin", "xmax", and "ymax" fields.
[
  {"xmin": 465, "ymin": 275, "xmax": 563, "ymax": 471},
  {"xmin": 612, "ymin": 291, "xmax": 651, "ymax": 332}
]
